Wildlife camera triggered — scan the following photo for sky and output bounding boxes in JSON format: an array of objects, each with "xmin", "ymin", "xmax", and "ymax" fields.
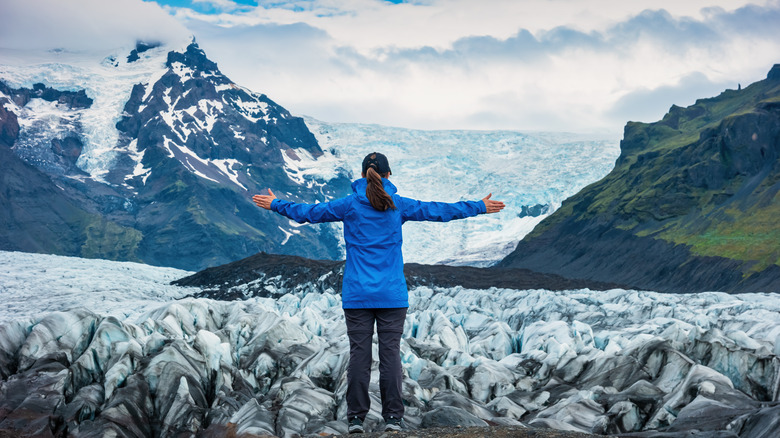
[{"xmin": 1, "ymin": 0, "xmax": 779, "ymax": 133}]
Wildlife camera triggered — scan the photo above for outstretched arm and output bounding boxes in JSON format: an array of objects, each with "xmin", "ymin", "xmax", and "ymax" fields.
[
  {"xmin": 398, "ymin": 193, "xmax": 505, "ymax": 222},
  {"xmin": 253, "ymin": 189, "xmax": 350, "ymax": 223}
]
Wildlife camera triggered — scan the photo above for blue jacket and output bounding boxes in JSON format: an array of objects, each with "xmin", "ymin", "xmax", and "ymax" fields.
[{"xmin": 271, "ymin": 178, "xmax": 486, "ymax": 309}]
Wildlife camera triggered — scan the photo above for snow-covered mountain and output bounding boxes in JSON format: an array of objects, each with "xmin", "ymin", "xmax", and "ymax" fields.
[
  {"xmin": 0, "ymin": 40, "xmax": 619, "ymax": 270},
  {"xmin": 0, "ymin": 40, "xmax": 351, "ymax": 271},
  {"xmin": 0, "ymin": 250, "xmax": 778, "ymax": 437}
]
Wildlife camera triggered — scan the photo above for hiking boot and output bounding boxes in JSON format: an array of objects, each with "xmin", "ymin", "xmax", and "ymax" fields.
[
  {"xmin": 348, "ymin": 417, "xmax": 364, "ymax": 434},
  {"xmin": 384, "ymin": 416, "xmax": 403, "ymax": 432}
]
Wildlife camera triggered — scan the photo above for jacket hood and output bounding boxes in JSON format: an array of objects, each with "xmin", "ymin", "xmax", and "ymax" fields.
[{"xmin": 351, "ymin": 178, "xmax": 398, "ymax": 205}]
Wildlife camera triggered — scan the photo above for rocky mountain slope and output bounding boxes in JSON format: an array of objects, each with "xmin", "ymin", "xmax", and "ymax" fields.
[
  {"xmin": 0, "ymin": 42, "xmax": 351, "ymax": 271},
  {"xmin": 500, "ymin": 65, "xmax": 780, "ymax": 293}
]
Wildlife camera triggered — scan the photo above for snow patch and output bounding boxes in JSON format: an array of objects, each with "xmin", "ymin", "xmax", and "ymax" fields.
[
  {"xmin": 231, "ymin": 125, "xmax": 246, "ymax": 140},
  {"xmin": 170, "ymin": 61, "xmax": 195, "ymax": 80},
  {"xmin": 163, "ymin": 136, "xmax": 219, "ymax": 184},
  {"xmin": 280, "ymin": 147, "xmax": 342, "ymax": 188},
  {"xmin": 212, "ymin": 158, "xmax": 247, "ymax": 191},
  {"xmin": 229, "ymin": 96, "xmax": 269, "ymax": 123},
  {"xmin": 278, "ymin": 224, "xmax": 303, "ymax": 245},
  {"xmin": 123, "ymin": 139, "xmax": 151, "ymax": 184}
]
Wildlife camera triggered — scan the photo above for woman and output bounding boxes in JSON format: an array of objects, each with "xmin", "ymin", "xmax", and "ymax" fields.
[{"xmin": 253, "ymin": 152, "xmax": 505, "ymax": 433}]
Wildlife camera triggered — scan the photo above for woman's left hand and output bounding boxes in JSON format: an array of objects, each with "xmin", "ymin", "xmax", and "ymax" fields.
[
  {"xmin": 482, "ymin": 193, "xmax": 505, "ymax": 214},
  {"xmin": 253, "ymin": 189, "xmax": 277, "ymax": 210}
]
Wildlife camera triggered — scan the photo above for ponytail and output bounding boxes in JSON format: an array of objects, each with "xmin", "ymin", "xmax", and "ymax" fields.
[{"xmin": 365, "ymin": 167, "xmax": 396, "ymax": 211}]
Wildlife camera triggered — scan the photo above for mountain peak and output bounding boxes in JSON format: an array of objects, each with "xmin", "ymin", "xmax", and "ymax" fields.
[
  {"xmin": 166, "ymin": 42, "xmax": 219, "ymax": 74},
  {"xmin": 768, "ymin": 63, "xmax": 780, "ymax": 81}
]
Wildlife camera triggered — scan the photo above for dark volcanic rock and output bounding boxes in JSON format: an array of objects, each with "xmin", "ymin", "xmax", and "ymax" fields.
[
  {"xmin": 0, "ymin": 81, "xmax": 93, "ymax": 110},
  {"xmin": 500, "ymin": 65, "xmax": 780, "ymax": 294},
  {"xmin": 518, "ymin": 204, "xmax": 551, "ymax": 218},
  {"xmin": 404, "ymin": 263, "xmax": 626, "ymax": 291},
  {"xmin": 49, "ymin": 135, "xmax": 83, "ymax": 166},
  {"xmin": 127, "ymin": 40, "xmax": 161, "ymax": 63},
  {"xmin": 767, "ymin": 64, "xmax": 780, "ymax": 81},
  {"xmin": 422, "ymin": 406, "xmax": 489, "ymax": 428},
  {"xmin": 173, "ymin": 252, "xmax": 628, "ymax": 300},
  {"xmin": 175, "ymin": 252, "xmax": 345, "ymax": 299},
  {"xmin": 0, "ymin": 98, "xmax": 19, "ymax": 148}
]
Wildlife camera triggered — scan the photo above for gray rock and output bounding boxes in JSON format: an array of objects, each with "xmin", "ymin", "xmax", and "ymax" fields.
[{"xmin": 421, "ymin": 406, "xmax": 489, "ymax": 428}]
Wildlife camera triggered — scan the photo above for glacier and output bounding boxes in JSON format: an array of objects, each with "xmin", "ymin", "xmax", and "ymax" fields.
[
  {"xmin": 1, "ymin": 250, "xmax": 778, "ymax": 437},
  {"xmin": 0, "ymin": 42, "xmax": 187, "ymax": 181},
  {"xmin": 0, "ymin": 251, "xmax": 196, "ymax": 324},
  {"xmin": 303, "ymin": 118, "xmax": 621, "ymax": 266}
]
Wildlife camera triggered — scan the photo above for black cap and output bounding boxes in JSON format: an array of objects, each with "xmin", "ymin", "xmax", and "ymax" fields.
[{"xmin": 362, "ymin": 152, "xmax": 391, "ymax": 175}]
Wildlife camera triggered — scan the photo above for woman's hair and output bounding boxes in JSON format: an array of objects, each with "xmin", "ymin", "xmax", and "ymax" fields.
[{"xmin": 365, "ymin": 166, "xmax": 396, "ymax": 211}]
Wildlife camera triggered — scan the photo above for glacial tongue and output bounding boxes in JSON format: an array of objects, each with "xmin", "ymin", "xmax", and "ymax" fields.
[{"xmin": 1, "ymin": 286, "xmax": 778, "ymax": 437}]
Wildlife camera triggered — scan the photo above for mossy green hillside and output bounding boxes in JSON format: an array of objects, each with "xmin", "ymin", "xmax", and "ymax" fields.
[
  {"xmin": 80, "ymin": 218, "xmax": 143, "ymax": 261},
  {"xmin": 527, "ymin": 66, "xmax": 780, "ymax": 274},
  {"xmin": 657, "ymin": 190, "xmax": 780, "ymax": 273}
]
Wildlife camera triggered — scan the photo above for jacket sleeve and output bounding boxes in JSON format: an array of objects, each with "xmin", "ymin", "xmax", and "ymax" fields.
[
  {"xmin": 397, "ymin": 196, "xmax": 486, "ymax": 222},
  {"xmin": 271, "ymin": 196, "xmax": 351, "ymax": 224}
]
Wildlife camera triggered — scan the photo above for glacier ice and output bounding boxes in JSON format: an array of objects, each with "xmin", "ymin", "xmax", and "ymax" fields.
[
  {"xmin": 304, "ymin": 117, "xmax": 621, "ymax": 266},
  {"xmin": 0, "ymin": 250, "xmax": 197, "ymax": 325},
  {"xmin": 1, "ymin": 251, "xmax": 780, "ymax": 436},
  {"xmin": 0, "ymin": 43, "xmax": 184, "ymax": 181}
]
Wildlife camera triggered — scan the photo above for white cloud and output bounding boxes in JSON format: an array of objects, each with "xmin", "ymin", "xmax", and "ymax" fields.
[
  {"xmin": 172, "ymin": 0, "xmax": 780, "ymax": 132},
  {"xmin": 2, "ymin": 0, "xmax": 778, "ymax": 132},
  {"xmin": 0, "ymin": 0, "xmax": 190, "ymax": 52},
  {"xmin": 178, "ymin": 0, "xmax": 776, "ymax": 52}
]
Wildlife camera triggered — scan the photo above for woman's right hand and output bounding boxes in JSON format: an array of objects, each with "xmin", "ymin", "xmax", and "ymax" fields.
[
  {"xmin": 482, "ymin": 193, "xmax": 505, "ymax": 214},
  {"xmin": 253, "ymin": 189, "xmax": 277, "ymax": 210}
]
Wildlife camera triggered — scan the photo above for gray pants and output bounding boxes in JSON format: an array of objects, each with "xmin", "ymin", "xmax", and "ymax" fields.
[{"xmin": 344, "ymin": 307, "xmax": 407, "ymax": 421}]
